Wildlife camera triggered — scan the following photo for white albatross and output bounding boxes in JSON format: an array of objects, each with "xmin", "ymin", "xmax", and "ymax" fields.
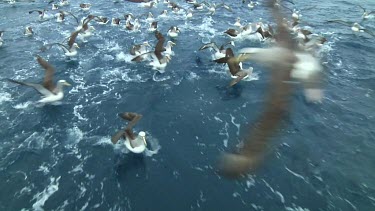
[{"xmin": 7, "ymin": 56, "xmax": 71, "ymax": 104}]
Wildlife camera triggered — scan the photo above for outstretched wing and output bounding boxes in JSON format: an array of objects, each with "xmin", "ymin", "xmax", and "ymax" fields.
[
  {"xmin": 111, "ymin": 130, "xmax": 124, "ymax": 144},
  {"xmin": 7, "ymin": 79, "xmax": 54, "ymax": 97},
  {"xmin": 326, "ymin": 19, "xmax": 353, "ymax": 27},
  {"xmin": 229, "ymin": 71, "xmax": 248, "ymax": 87},
  {"xmin": 67, "ymin": 30, "xmax": 80, "ymax": 49},
  {"xmin": 199, "ymin": 42, "xmax": 219, "ymax": 52},
  {"xmin": 37, "ymin": 56, "xmax": 55, "ymax": 92},
  {"xmin": 218, "ymin": 0, "xmax": 297, "ymax": 178}
]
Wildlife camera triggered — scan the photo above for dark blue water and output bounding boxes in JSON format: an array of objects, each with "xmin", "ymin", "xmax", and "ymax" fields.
[{"xmin": 1, "ymin": 0, "xmax": 374, "ymax": 210}]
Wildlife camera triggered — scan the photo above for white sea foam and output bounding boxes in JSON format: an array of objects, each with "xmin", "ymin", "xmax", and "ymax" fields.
[
  {"xmin": 230, "ymin": 114, "xmax": 241, "ymax": 136},
  {"xmin": 116, "ymin": 52, "xmax": 134, "ymax": 62},
  {"xmin": 73, "ymin": 105, "xmax": 88, "ymax": 121},
  {"xmin": 67, "ymin": 126, "xmax": 84, "ymax": 146},
  {"xmin": 285, "ymin": 206, "xmax": 310, "ymax": 211},
  {"xmin": 14, "ymin": 101, "xmax": 32, "ymax": 109},
  {"xmin": 0, "ymin": 92, "xmax": 12, "ymax": 104},
  {"xmin": 285, "ymin": 166, "xmax": 308, "ymax": 182},
  {"xmin": 32, "ymin": 176, "xmax": 61, "ymax": 211},
  {"xmin": 144, "ymin": 135, "xmax": 161, "ymax": 157},
  {"xmin": 37, "ymin": 164, "xmax": 50, "ymax": 175},
  {"xmin": 263, "ymin": 179, "xmax": 285, "ymax": 204}
]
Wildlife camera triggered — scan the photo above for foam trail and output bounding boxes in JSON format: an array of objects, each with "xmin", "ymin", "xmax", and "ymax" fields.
[{"xmin": 32, "ymin": 176, "xmax": 61, "ymax": 211}]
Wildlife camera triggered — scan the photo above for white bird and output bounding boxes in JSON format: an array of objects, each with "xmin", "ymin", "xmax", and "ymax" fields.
[
  {"xmin": 327, "ymin": 19, "xmax": 375, "ymax": 37},
  {"xmin": 186, "ymin": 9, "xmax": 193, "ymax": 18},
  {"xmin": 24, "ymin": 26, "xmax": 33, "ymax": 36},
  {"xmin": 7, "ymin": 56, "xmax": 71, "ymax": 104},
  {"xmin": 58, "ymin": 0, "xmax": 69, "ymax": 6},
  {"xmin": 234, "ymin": 17, "xmax": 242, "ymax": 27},
  {"xmin": 167, "ymin": 26, "xmax": 180, "ymax": 38},
  {"xmin": 42, "ymin": 30, "xmax": 80, "ymax": 57},
  {"xmin": 199, "ymin": 40, "xmax": 234, "ymax": 60},
  {"xmin": 358, "ymin": 5, "xmax": 374, "ymax": 19},
  {"xmin": 164, "ymin": 41, "xmax": 176, "ymax": 55},
  {"xmin": 80, "ymin": 3, "xmax": 91, "ymax": 11}
]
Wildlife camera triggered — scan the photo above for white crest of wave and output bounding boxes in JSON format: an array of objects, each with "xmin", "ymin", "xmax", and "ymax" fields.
[
  {"xmin": 14, "ymin": 101, "xmax": 32, "ymax": 109},
  {"xmin": 22, "ymin": 128, "xmax": 53, "ymax": 150},
  {"xmin": 187, "ymin": 72, "xmax": 200, "ymax": 80},
  {"xmin": 66, "ymin": 126, "xmax": 84, "ymax": 148},
  {"xmin": 73, "ymin": 105, "xmax": 88, "ymax": 121},
  {"xmin": 31, "ymin": 176, "xmax": 61, "ymax": 211},
  {"xmin": 0, "ymin": 92, "xmax": 12, "ymax": 104},
  {"xmin": 144, "ymin": 135, "xmax": 161, "ymax": 157},
  {"xmin": 102, "ymin": 54, "xmax": 114, "ymax": 61},
  {"xmin": 116, "ymin": 51, "xmax": 134, "ymax": 62}
]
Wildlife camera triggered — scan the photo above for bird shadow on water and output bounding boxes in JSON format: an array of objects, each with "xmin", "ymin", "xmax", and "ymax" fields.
[
  {"xmin": 114, "ymin": 153, "xmax": 147, "ymax": 180},
  {"xmin": 216, "ymin": 84, "xmax": 243, "ymax": 101}
]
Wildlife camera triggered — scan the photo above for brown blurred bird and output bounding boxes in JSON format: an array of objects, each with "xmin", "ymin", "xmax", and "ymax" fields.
[{"xmin": 218, "ymin": 0, "xmax": 324, "ymax": 178}]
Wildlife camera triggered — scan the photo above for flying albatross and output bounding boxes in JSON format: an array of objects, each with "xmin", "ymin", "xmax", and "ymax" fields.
[
  {"xmin": 111, "ymin": 112, "xmax": 146, "ymax": 149},
  {"xmin": 217, "ymin": 0, "xmax": 324, "ymax": 178},
  {"xmin": 326, "ymin": 19, "xmax": 375, "ymax": 37},
  {"xmin": 357, "ymin": 5, "xmax": 375, "ymax": 19},
  {"xmin": 199, "ymin": 40, "xmax": 234, "ymax": 60},
  {"xmin": 214, "ymin": 48, "xmax": 253, "ymax": 87},
  {"xmin": 7, "ymin": 56, "xmax": 71, "ymax": 104},
  {"xmin": 41, "ymin": 29, "xmax": 80, "ymax": 57},
  {"xmin": 132, "ymin": 31, "xmax": 172, "ymax": 72}
]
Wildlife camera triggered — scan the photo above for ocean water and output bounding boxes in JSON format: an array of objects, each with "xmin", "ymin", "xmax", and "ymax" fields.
[{"xmin": 0, "ymin": 0, "xmax": 374, "ymax": 210}]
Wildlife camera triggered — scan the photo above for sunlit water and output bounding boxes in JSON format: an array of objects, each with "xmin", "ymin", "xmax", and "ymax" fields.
[{"xmin": 0, "ymin": 0, "xmax": 374, "ymax": 210}]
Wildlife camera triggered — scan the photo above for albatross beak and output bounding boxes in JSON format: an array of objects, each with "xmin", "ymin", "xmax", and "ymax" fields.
[
  {"xmin": 142, "ymin": 136, "xmax": 147, "ymax": 146},
  {"xmin": 64, "ymin": 82, "xmax": 72, "ymax": 86}
]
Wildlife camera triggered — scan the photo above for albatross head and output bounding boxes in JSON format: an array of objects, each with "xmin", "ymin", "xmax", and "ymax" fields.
[
  {"xmin": 138, "ymin": 131, "xmax": 147, "ymax": 145},
  {"xmin": 58, "ymin": 80, "xmax": 71, "ymax": 86},
  {"xmin": 167, "ymin": 41, "xmax": 176, "ymax": 46},
  {"xmin": 72, "ymin": 43, "xmax": 80, "ymax": 49}
]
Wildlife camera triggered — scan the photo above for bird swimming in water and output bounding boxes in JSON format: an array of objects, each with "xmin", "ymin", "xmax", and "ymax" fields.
[
  {"xmin": 111, "ymin": 18, "xmax": 121, "ymax": 26},
  {"xmin": 95, "ymin": 16, "xmax": 110, "ymax": 25},
  {"xmin": 167, "ymin": 26, "xmax": 180, "ymax": 38},
  {"xmin": 24, "ymin": 26, "xmax": 33, "ymax": 36},
  {"xmin": 80, "ymin": 3, "xmax": 91, "ymax": 11},
  {"xmin": 164, "ymin": 41, "xmax": 176, "ymax": 55},
  {"xmin": 148, "ymin": 21, "xmax": 158, "ymax": 32},
  {"xmin": 7, "ymin": 56, "xmax": 71, "ymax": 104},
  {"xmin": 233, "ymin": 17, "xmax": 242, "ymax": 28}
]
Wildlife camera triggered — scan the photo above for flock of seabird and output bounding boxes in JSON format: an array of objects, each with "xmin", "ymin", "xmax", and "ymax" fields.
[{"xmin": 1, "ymin": 0, "xmax": 374, "ymax": 178}]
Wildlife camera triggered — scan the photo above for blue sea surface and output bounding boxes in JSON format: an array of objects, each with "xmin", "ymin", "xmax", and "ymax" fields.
[{"xmin": 0, "ymin": 0, "xmax": 374, "ymax": 210}]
